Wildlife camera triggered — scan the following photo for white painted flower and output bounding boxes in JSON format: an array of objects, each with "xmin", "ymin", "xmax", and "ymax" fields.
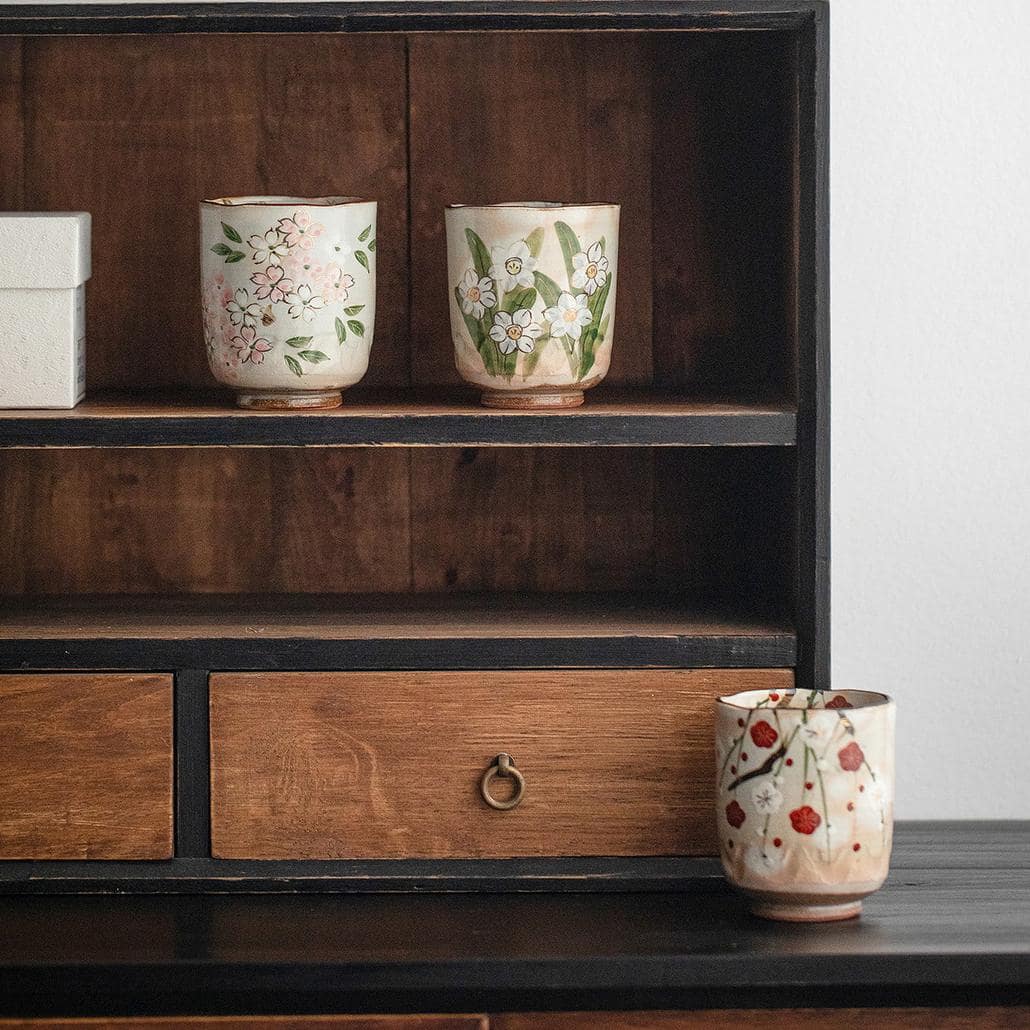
[
  {"xmin": 286, "ymin": 283, "xmax": 326, "ymax": 323},
  {"xmin": 458, "ymin": 268, "xmax": 496, "ymax": 318},
  {"xmin": 745, "ymin": 845, "xmax": 786, "ymax": 877},
  {"xmin": 751, "ymin": 778, "xmax": 784, "ymax": 814},
  {"xmin": 544, "ymin": 292, "xmax": 592, "ymax": 341},
  {"xmin": 489, "ymin": 239, "xmax": 537, "ymax": 292},
  {"xmin": 225, "ymin": 288, "xmax": 260, "ymax": 328},
  {"xmin": 489, "ymin": 308, "xmax": 543, "ymax": 355},
  {"xmin": 571, "ymin": 241, "xmax": 610, "ymax": 295},
  {"xmin": 248, "ymin": 229, "xmax": 289, "ymax": 266}
]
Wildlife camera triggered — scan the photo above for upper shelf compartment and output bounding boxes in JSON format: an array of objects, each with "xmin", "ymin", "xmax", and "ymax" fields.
[
  {"xmin": 0, "ymin": 390, "xmax": 796, "ymax": 447},
  {"xmin": 0, "ymin": 20, "xmax": 804, "ymax": 446}
]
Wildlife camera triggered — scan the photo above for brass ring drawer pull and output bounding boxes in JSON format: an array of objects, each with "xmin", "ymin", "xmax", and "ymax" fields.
[{"xmin": 480, "ymin": 752, "xmax": 525, "ymax": 811}]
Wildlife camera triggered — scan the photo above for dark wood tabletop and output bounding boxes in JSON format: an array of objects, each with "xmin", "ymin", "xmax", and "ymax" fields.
[{"xmin": 0, "ymin": 822, "xmax": 1027, "ymax": 1017}]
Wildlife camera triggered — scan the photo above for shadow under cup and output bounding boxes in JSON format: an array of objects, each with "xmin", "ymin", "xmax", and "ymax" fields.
[{"xmin": 715, "ymin": 688, "xmax": 895, "ymax": 922}]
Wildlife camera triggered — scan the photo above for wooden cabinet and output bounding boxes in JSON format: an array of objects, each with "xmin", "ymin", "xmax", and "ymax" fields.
[
  {"xmin": 0, "ymin": 673, "xmax": 173, "ymax": 859},
  {"xmin": 209, "ymin": 669, "xmax": 792, "ymax": 859}
]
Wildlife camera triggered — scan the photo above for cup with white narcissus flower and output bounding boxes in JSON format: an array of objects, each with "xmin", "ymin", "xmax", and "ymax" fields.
[
  {"xmin": 715, "ymin": 688, "xmax": 895, "ymax": 922},
  {"xmin": 200, "ymin": 196, "xmax": 376, "ymax": 409},
  {"xmin": 445, "ymin": 202, "xmax": 619, "ymax": 409}
]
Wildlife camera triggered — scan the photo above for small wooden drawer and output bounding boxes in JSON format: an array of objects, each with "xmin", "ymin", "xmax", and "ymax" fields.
[
  {"xmin": 0, "ymin": 673, "xmax": 173, "ymax": 860},
  {"xmin": 209, "ymin": 669, "xmax": 792, "ymax": 860}
]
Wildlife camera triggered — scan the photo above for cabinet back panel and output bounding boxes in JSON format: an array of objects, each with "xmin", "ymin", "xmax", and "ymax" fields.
[
  {"xmin": 0, "ymin": 447, "xmax": 793, "ymax": 603},
  {"xmin": 0, "ymin": 30, "xmax": 797, "ymax": 400}
]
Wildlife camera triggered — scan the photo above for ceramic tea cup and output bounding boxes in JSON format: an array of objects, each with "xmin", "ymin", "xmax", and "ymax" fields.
[
  {"xmin": 445, "ymin": 202, "xmax": 619, "ymax": 409},
  {"xmin": 715, "ymin": 688, "xmax": 895, "ymax": 922},
  {"xmin": 200, "ymin": 196, "xmax": 376, "ymax": 409}
]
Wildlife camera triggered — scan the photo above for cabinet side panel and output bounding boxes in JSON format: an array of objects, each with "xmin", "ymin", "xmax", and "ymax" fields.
[{"xmin": 0, "ymin": 38, "xmax": 22, "ymax": 208}]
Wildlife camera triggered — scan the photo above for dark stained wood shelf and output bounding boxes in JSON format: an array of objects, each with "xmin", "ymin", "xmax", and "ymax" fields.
[
  {"xmin": 0, "ymin": 593, "xmax": 795, "ymax": 671},
  {"xmin": 0, "ymin": 823, "xmax": 1027, "ymax": 1016},
  {"xmin": 0, "ymin": 389, "xmax": 797, "ymax": 448}
]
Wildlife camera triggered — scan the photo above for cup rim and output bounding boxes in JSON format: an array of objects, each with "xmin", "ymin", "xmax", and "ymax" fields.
[
  {"xmin": 716, "ymin": 689, "xmax": 893, "ymax": 712},
  {"xmin": 446, "ymin": 201, "xmax": 620, "ymax": 211},
  {"xmin": 201, "ymin": 196, "xmax": 375, "ymax": 208}
]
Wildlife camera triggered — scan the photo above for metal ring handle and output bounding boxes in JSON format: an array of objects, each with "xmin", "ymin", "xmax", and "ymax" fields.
[{"xmin": 480, "ymin": 752, "xmax": 525, "ymax": 811}]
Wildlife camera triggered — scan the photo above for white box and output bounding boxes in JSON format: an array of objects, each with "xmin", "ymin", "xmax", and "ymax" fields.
[{"xmin": 0, "ymin": 212, "xmax": 91, "ymax": 409}]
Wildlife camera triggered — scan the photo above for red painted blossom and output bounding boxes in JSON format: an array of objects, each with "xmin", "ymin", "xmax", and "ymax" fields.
[
  {"xmin": 749, "ymin": 720, "xmax": 778, "ymax": 749},
  {"xmin": 838, "ymin": 741, "xmax": 865, "ymax": 772},
  {"xmin": 826, "ymin": 694, "xmax": 853, "ymax": 710},
  {"xmin": 725, "ymin": 800, "xmax": 746, "ymax": 829},
  {"xmin": 853, "ymin": 842, "xmax": 861, "ymax": 852},
  {"xmin": 769, "ymin": 693, "xmax": 780, "ymax": 702},
  {"xmin": 773, "ymin": 837, "xmax": 782, "ymax": 848},
  {"xmin": 789, "ymin": 805, "xmax": 822, "ymax": 835}
]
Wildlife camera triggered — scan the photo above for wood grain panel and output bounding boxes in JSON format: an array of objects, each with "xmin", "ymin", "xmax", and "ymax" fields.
[
  {"xmin": 494, "ymin": 1010, "xmax": 1030, "ymax": 1030},
  {"xmin": 0, "ymin": 1018, "xmax": 487, "ymax": 1030},
  {"xmin": 210, "ymin": 669, "xmax": 792, "ymax": 859},
  {"xmin": 22, "ymin": 33, "xmax": 408, "ymax": 390},
  {"xmin": 0, "ymin": 673, "xmax": 172, "ymax": 859},
  {"xmin": 409, "ymin": 32, "xmax": 653, "ymax": 387},
  {"xmin": 0, "ymin": 448, "xmax": 410, "ymax": 595},
  {"xmin": 0, "ymin": 38, "xmax": 22, "ymax": 208},
  {"xmin": 652, "ymin": 32, "xmax": 796, "ymax": 399},
  {"xmin": 409, "ymin": 448, "xmax": 654, "ymax": 592}
]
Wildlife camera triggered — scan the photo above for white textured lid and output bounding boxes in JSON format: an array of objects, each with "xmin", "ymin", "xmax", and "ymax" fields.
[{"xmin": 0, "ymin": 212, "xmax": 91, "ymax": 288}]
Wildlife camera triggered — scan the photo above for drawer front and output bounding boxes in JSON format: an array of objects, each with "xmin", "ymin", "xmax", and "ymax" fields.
[
  {"xmin": 0, "ymin": 673, "xmax": 173, "ymax": 860},
  {"xmin": 0, "ymin": 1019, "xmax": 487, "ymax": 1029},
  {"xmin": 210, "ymin": 669, "xmax": 792, "ymax": 860}
]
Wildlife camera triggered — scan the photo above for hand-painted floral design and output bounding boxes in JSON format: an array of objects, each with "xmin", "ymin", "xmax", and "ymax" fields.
[
  {"xmin": 490, "ymin": 309, "xmax": 543, "ymax": 355},
  {"xmin": 545, "ymin": 291, "xmax": 592, "ymax": 342},
  {"xmin": 248, "ymin": 229, "xmax": 289, "ymax": 266},
  {"xmin": 205, "ymin": 207, "xmax": 373, "ymax": 383},
  {"xmin": 571, "ymin": 242, "xmax": 610, "ymax": 295},
  {"xmin": 458, "ymin": 269, "xmax": 497, "ymax": 319},
  {"xmin": 751, "ymin": 779, "xmax": 784, "ymax": 814},
  {"xmin": 826, "ymin": 694, "xmax": 853, "ymax": 710},
  {"xmin": 453, "ymin": 221, "xmax": 613, "ymax": 383},
  {"xmin": 725, "ymin": 800, "xmax": 747, "ymax": 829},
  {"xmin": 231, "ymin": 325, "xmax": 273, "ymax": 365},
  {"xmin": 251, "ymin": 265, "xmax": 293, "ymax": 304},
  {"xmin": 745, "ymin": 846, "xmax": 787, "ymax": 877},
  {"xmin": 749, "ymin": 720, "xmax": 779, "ymax": 749},
  {"xmin": 226, "ymin": 288, "xmax": 260, "ymax": 328},
  {"xmin": 287, "ymin": 283, "xmax": 326, "ymax": 323},
  {"xmin": 789, "ymin": 804, "xmax": 822, "ymax": 835},
  {"xmin": 277, "ymin": 209, "xmax": 325, "ymax": 250},
  {"xmin": 838, "ymin": 741, "xmax": 865, "ymax": 772},
  {"xmin": 490, "ymin": 240, "xmax": 537, "ymax": 292}
]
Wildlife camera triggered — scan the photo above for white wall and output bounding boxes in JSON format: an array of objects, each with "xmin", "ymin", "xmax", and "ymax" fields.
[
  {"xmin": 832, "ymin": 0, "xmax": 1030, "ymax": 817},
  {"xmin": 12, "ymin": 0, "xmax": 1029, "ymax": 817}
]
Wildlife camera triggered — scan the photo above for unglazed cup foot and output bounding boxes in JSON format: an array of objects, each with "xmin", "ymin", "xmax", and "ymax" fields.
[
  {"xmin": 750, "ymin": 899, "xmax": 863, "ymax": 923},
  {"xmin": 235, "ymin": 389, "xmax": 343, "ymax": 410},
  {"xmin": 480, "ymin": 389, "xmax": 585, "ymax": 410}
]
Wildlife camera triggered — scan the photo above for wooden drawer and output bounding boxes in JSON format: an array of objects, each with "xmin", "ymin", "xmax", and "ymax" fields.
[
  {"xmin": 0, "ymin": 673, "xmax": 173, "ymax": 860},
  {"xmin": 209, "ymin": 669, "xmax": 791, "ymax": 860},
  {"xmin": 0, "ymin": 1019, "xmax": 487, "ymax": 1029}
]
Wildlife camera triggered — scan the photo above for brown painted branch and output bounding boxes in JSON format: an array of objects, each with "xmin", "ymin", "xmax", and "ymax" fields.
[{"xmin": 727, "ymin": 744, "xmax": 786, "ymax": 792}]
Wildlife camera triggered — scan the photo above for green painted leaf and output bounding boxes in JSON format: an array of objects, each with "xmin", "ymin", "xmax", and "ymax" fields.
[
  {"xmin": 335, "ymin": 317, "xmax": 347, "ymax": 344},
  {"xmin": 221, "ymin": 222, "xmax": 242, "ymax": 244},
  {"xmin": 464, "ymin": 228, "xmax": 491, "ymax": 279},
  {"xmin": 211, "ymin": 242, "xmax": 232, "ymax": 256},
  {"xmin": 284, "ymin": 354, "xmax": 303, "ymax": 378},
  {"xmin": 587, "ymin": 274, "xmax": 611, "ymax": 324},
  {"xmin": 599, "ymin": 236, "xmax": 606, "ymax": 252},
  {"xmin": 533, "ymin": 271, "xmax": 562, "ymax": 309},
  {"xmin": 355, "ymin": 250, "xmax": 370, "ymax": 272},
  {"xmin": 367, "ymin": 239, "xmax": 376, "ymax": 252},
  {"xmin": 455, "ymin": 285, "xmax": 497, "ymax": 376},
  {"xmin": 358, "ymin": 224, "xmax": 372, "ymax": 242},
  {"xmin": 298, "ymin": 350, "xmax": 330, "ymax": 364},
  {"xmin": 344, "ymin": 304, "xmax": 365, "ymax": 316},
  {"xmin": 525, "ymin": 227, "xmax": 545, "ymax": 259},
  {"xmin": 285, "ymin": 336, "xmax": 312, "ymax": 348},
  {"xmin": 578, "ymin": 326, "xmax": 599, "ymax": 380},
  {"xmin": 522, "ymin": 337, "xmax": 546, "ymax": 377},
  {"xmin": 347, "ymin": 320, "xmax": 365, "ymax": 337},
  {"xmin": 501, "ymin": 286, "xmax": 536, "ymax": 315},
  {"xmin": 225, "ymin": 250, "xmax": 246, "ymax": 263},
  {"xmin": 597, "ymin": 312, "xmax": 611, "ymax": 342},
  {"xmin": 554, "ymin": 221, "xmax": 582, "ymax": 286}
]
